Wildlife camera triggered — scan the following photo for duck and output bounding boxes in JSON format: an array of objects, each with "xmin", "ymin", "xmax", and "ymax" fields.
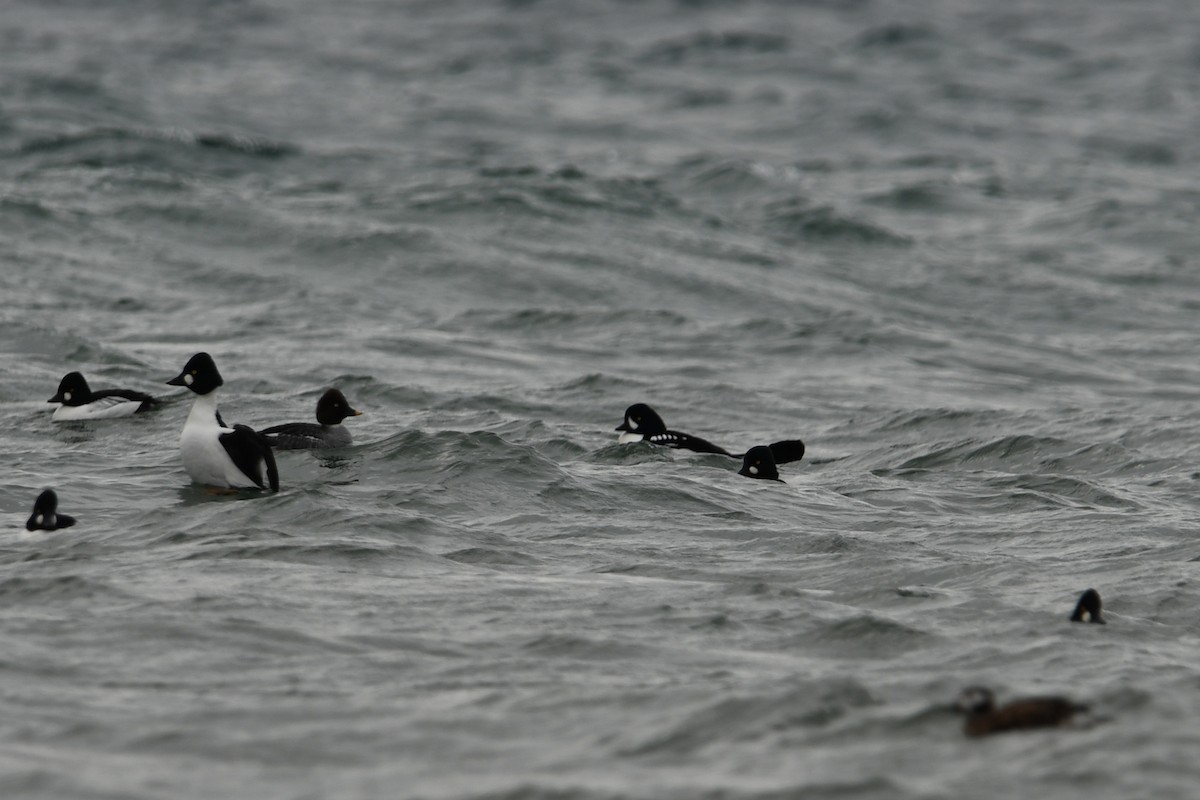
[
  {"xmin": 165, "ymin": 352, "xmax": 279, "ymax": 492},
  {"xmin": 1069, "ymin": 588, "xmax": 1105, "ymax": 624},
  {"xmin": 738, "ymin": 445, "xmax": 787, "ymax": 482},
  {"xmin": 955, "ymin": 686, "xmax": 1088, "ymax": 737},
  {"xmin": 615, "ymin": 403, "xmax": 806, "ymax": 464},
  {"xmin": 25, "ymin": 489, "xmax": 76, "ymax": 531},
  {"xmin": 260, "ymin": 388, "xmax": 362, "ymax": 450},
  {"xmin": 48, "ymin": 371, "xmax": 160, "ymax": 421}
]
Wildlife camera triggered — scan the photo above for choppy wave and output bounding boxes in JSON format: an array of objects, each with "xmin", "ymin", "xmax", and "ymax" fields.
[
  {"xmin": 760, "ymin": 198, "xmax": 912, "ymax": 245},
  {"xmin": 15, "ymin": 126, "xmax": 296, "ymax": 160}
]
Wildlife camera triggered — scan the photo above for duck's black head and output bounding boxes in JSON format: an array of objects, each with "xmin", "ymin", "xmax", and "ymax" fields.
[
  {"xmin": 955, "ymin": 686, "xmax": 996, "ymax": 716},
  {"xmin": 615, "ymin": 403, "xmax": 666, "ymax": 436},
  {"xmin": 26, "ymin": 489, "xmax": 75, "ymax": 531},
  {"xmin": 315, "ymin": 388, "xmax": 363, "ymax": 426},
  {"xmin": 166, "ymin": 352, "xmax": 224, "ymax": 395},
  {"xmin": 738, "ymin": 445, "xmax": 780, "ymax": 481},
  {"xmin": 48, "ymin": 372, "xmax": 93, "ymax": 406},
  {"xmin": 1070, "ymin": 588, "xmax": 1105, "ymax": 624}
]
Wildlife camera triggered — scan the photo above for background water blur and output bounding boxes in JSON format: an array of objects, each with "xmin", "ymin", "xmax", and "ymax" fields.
[{"xmin": 2, "ymin": 0, "xmax": 1200, "ymax": 797}]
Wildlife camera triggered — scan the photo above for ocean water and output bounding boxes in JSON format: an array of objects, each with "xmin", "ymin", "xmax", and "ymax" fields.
[{"xmin": 2, "ymin": 0, "xmax": 1200, "ymax": 797}]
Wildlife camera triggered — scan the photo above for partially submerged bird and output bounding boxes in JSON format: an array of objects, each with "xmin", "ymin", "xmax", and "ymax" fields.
[
  {"xmin": 48, "ymin": 371, "xmax": 160, "ymax": 421},
  {"xmin": 261, "ymin": 388, "xmax": 362, "ymax": 450},
  {"xmin": 955, "ymin": 686, "xmax": 1088, "ymax": 737},
  {"xmin": 1069, "ymin": 588, "xmax": 1105, "ymax": 624},
  {"xmin": 615, "ymin": 403, "xmax": 806, "ymax": 465},
  {"xmin": 25, "ymin": 489, "xmax": 76, "ymax": 531},
  {"xmin": 739, "ymin": 445, "xmax": 785, "ymax": 482},
  {"xmin": 166, "ymin": 352, "xmax": 279, "ymax": 492}
]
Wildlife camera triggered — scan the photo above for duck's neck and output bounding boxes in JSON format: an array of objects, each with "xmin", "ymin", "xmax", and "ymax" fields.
[{"xmin": 187, "ymin": 389, "xmax": 223, "ymax": 426}]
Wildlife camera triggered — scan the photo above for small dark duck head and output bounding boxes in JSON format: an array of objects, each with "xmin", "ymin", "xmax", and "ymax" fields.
[
  {"xmin": 1069, "ymin": 588, "xmax": 1105, "ymax": 624},
  {"xmin": 615, "ymin": 403, "xmax": 666, "ymax": 436},
  {"xmin": 26, "ymin": 489, "xmax": 77, "ymax": 532},
  {"xmin": 315, "ymin": 388, "xmax": 363, "ymax": 426},
  {"xmin": 738, "ymin": 445, "xmax": 780, "ymax": 481},
  {"xmin": 48, "ymin": 372, "xmax": 92, "ymax": 405},
  {"xmin": 954, "ymin": 686, "xmax": 1087, "ymax": 737},
  {"xmin": 166, "ymin": 352, "xmax": 224, "ymax": 395}
]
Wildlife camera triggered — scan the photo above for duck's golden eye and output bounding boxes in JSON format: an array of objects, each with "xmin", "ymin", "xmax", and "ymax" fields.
[{"xmin": 191, "ymin": 370, "xmax": 198, "ymax": 375}]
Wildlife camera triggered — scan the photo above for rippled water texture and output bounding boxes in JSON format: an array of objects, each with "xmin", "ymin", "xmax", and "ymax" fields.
[{"xmin": 2, "ymin": 1, "xmax": 1200, "ymax": 798}]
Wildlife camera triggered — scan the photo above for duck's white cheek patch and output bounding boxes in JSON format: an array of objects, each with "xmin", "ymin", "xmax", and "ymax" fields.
[
  {"xmin": 63, "ymin": 392, "xmax": 72, "ymax": 401},
  {"xmin": 749, "ymin": 465, "xmax": 759, "ymax": 475},
  {"xmin": 184, "ymin": 374, "xmax": 194, "ymax": 386},
  {"xmin": 35, "ymin": 514, "xmax": 43, "ymax": 526},
  {"xmin": 618, "ymin": 431, "xmax": 643, "ymax": 445},
  {"xmin": 627, "ymin": 418, "xmax": 639, "ymax": 430}
]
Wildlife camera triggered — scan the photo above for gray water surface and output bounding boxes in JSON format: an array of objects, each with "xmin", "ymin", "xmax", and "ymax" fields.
[{"xmin": 2, "ymin": 1, "xmax": 1200, "ymax": 798}]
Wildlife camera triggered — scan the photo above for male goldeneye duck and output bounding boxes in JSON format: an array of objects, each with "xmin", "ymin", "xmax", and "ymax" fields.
[
  {"xmin": 48, "ymin": 371, "xmax": 160, "ymax": 421},
  {"xmin": 738, "ymin": 445, "xmax": 785, "ymax": 482},
  {"xmin": 25, "ymin": 489, "xmax": 76, "ymax": 531},
  {"xmin": 955, "ymin": 686, "xmax": 1088, "ymax": 737},
  {"xmin": 261, "ymin": 388, "xmax": 363, "ymax": 450},
  {"xmin": 615, "ymin": 403, "xmax": 806, "ymax": 465},
  {"xmin": 1070, "ymin": 588, "xmax": 1105, "ymax": 624},
  {"xmin": 166, "ymin": 352, "xmax": 279, "ymax": 492},
  {"xmin": 616, "ymin": 403, "xmax": 732, "ymax": 454}
]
